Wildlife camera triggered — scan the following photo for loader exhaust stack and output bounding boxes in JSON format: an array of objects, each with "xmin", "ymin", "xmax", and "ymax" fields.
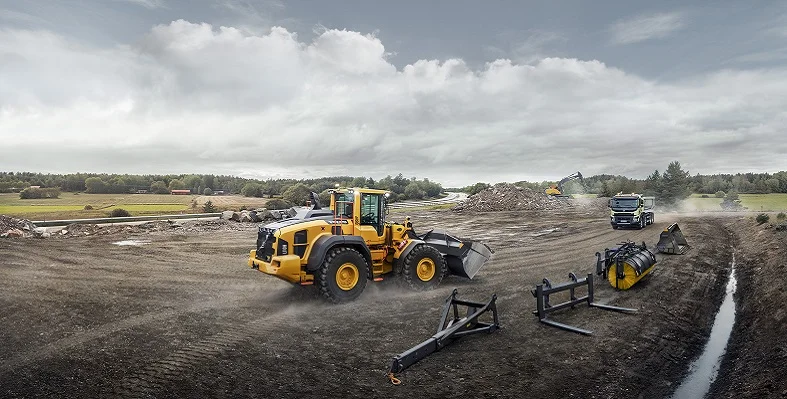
[
  {"xmin": 418, "ymin": 229, "xmax": 493, "ymax": 279},
  {"xmin": 656, "ymin": 223, "xmax": 691, "ymax": 255},
  {"xmin": 596, "ymin": 241, "xmax": 657, "ymax": 290}
]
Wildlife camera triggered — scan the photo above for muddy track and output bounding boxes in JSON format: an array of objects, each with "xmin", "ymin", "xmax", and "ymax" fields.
[{"xmin": 0, "ymin": 210, "xmax": 736, "ymax": 398}]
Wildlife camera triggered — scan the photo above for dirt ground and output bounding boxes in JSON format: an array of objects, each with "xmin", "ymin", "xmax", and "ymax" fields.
[
  {"xmin": 708, "ymin": 217, "xmax": 787, "ymax": 398},
  {"xmin": 0, "ymin": 207, "xmax": 746, "ymax": 398}
]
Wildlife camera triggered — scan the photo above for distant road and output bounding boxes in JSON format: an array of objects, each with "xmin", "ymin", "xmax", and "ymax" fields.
[{"xmin": 387, "ymin": 191, "xmax": 468, "ymax": 209}]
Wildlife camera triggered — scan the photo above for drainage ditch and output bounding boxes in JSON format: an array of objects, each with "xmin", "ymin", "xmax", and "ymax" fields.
[{"xmin": 670, "ymin": 252, "xmax": 737, "ymax": 399}]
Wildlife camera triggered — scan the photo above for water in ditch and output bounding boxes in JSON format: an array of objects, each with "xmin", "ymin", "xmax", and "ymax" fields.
[{"xmin": 671, "ymin": 252, "xmax": 737, "ymax": 399}]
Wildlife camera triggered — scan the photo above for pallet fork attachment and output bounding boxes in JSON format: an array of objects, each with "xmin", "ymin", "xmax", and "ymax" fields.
[
  {"xmin": 388, "ymin": 289, "xmax": 499, "ymax": 379},
  {"xmin": 531, "ymin": 273, "xmax": 637, "ymax": 335}
]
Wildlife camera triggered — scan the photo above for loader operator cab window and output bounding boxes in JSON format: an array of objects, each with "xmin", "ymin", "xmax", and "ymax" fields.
[
  {"xmin": 334, "ymin": 193, "xmax": 353, "ymax": 219},
  {"xmin": 360, "ymin": 193, "xmax": 383, "ymax": 235}
]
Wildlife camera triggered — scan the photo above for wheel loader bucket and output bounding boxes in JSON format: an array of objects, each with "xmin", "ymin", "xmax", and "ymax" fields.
[
  {"xmin": 418, "ymin": 229, "xmax": 493, "ymax": 279},
  {"xmin": 657, "ymin": 223, "xmax": 690, "ymax": 255}
]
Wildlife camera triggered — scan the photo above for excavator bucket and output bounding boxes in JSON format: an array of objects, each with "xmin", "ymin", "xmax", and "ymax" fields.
[
  {"xmin": 418, "ymin": 229, "xmax": 493, "ymax": 279},
  {"xmin": 656, "ymin": 223, "xmax": 690, "ymax": 255}
]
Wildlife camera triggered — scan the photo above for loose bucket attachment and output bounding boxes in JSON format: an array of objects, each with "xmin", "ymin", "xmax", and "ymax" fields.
[
  {"xmin": 418, "ymin": 229, "xmax": 493, "ymax": 279},
  {"xmin": 388, "ymin": 289, "xmax": 499, "ymax": 380},
  {"xmin": 657, "ymin": 223, "xmax": 691, "ymax": 255},
  {"xmin": 596, "ymin": 241, "xmax": 657, "ymax": 290}
]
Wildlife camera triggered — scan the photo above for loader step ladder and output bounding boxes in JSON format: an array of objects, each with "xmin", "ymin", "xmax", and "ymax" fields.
[
  {"xmin": 531, "ymin": 273, "xmax": 637, "ymax": 335},
  {"xmin": 388, "ymin": 289, "xmax": 499, "ymax": 382}
]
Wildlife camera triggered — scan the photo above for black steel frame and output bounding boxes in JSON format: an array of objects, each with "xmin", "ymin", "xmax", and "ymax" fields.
[
  {"xmin": 389, "ymin": 289, "xmax": 499, "ymax": 374},
  {"xmin": 532, "ymin": 272, "xmax": 637, "ymax": 335}
]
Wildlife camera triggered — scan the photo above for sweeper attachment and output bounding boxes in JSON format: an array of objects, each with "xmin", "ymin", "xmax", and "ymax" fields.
[
  {"xmin": 387, "ymin": 289, "xmax": 499, "ymax": 383},
  {"xmin": 531, "ymin": 272, "xmax": 637, "ymax": 335},
  {"xmin": 596, "ymin": 241, "xmax": 657, "ymax": 290},
  {"xmin": 656, "ymin": 223, "xmax": 691, "ymax": 255}
]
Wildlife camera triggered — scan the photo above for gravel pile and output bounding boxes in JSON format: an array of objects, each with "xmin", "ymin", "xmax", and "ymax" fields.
[
  {"xmin": 0, "ymin": 215, "xmax": 37, "ymax": 238},
  {"xmin": 452, "ymin": 183, "xmax": 609, "ymax": 214},
  {"xmin": 452, "ymin": 184, "xmax": 574, "ymax": 212},
  {"xmin": 58, "ymin": 219, "xmax": 254, "ymax": 238}
]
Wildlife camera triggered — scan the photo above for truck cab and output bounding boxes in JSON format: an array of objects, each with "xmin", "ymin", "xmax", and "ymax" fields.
[{"xmin": 609, "ymin": 193, "xmax": 655, "ymax": 229}]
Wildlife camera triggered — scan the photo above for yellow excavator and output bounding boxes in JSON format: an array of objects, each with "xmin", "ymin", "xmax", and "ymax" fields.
[
  {"xmin": 248, "ymin": 187, "xmax": 493, "ymax": 303},
  {"xmin": 544, "ymin": 171, "xmax": 583, "ymax": 197}
]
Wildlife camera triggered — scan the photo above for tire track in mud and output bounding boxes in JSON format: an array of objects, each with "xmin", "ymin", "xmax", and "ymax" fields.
[
  {"xmin": 114, "ymin": 306, "xmax": 308, "ymax": 398},
  {"xmin": 0, "ymin": 294, "xmax": 275, "ymax": 374}
]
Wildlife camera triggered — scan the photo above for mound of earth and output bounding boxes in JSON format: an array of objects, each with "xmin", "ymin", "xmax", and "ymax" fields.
[
  {"xmin": 0, "ymin": 215, "xmax": 37, "ymax": 238},
  {"xmin": 452, "ymin": 183, "xmax": 608, "ymax": 214}
]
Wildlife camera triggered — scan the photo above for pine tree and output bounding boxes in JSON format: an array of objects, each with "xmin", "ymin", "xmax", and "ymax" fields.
[{"xmin": 659, "ymin": 161, "xmax": 691, "ymax": 207}]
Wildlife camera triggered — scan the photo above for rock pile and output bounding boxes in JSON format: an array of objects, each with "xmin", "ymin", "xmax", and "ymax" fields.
[
  {"xmin": 452, "ymin": 184, "xmax": 574, "ymax": 212},
  {"xmin": 0, "ymin": 215, "xmax": 37, "ymax": 238},
  {"xmin": 221, "ymin": 208, "xmax": 294, "ymax": 223},
  {"xmin": 452, "ymin": 183, "xmax": 609, "ymax": 214}
]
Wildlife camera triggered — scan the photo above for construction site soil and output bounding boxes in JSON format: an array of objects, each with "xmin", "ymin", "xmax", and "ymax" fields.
[{"xmin": 0, "ymin": 206, "xmax": 782, "ymax": 398}]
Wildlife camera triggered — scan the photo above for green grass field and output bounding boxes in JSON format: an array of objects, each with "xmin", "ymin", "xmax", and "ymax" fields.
[
  {"xmin": 684, "ymin": 193, "xmax": 787, "ymax": 211},
  {"xmin": 0, "ymin": 192, "xmax": 268, "ymax": 220}
]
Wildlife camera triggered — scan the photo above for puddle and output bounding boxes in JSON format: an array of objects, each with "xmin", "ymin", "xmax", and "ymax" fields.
[
  {"xmin": 112, "ymin": 239, "xmax": 151, "ymax": 246},
  {"xmin": 671, "ymin": 252, "xmax": 737, "ymax": 399}
]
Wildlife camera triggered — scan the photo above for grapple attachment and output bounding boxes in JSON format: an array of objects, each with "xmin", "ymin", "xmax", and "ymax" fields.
[
  {"xmin": 596, "ymin": 241, "xmax": 657, "ymax": 290},
  {"xmin": 657, "ymin": 223, "xmax": 691, "ymax": 254},
  {"xmin": 418, "ymin": 229, "xmax": 493, "ymax": 279}
]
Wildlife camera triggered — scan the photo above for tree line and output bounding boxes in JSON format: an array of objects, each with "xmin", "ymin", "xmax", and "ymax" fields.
[
  {"xmin": 0, "ymin": 172, "xmax": 444, "ymax": 204},
  {"xmin": 458, "ymin": 162, "xmax": 787, "ymax": 207}
]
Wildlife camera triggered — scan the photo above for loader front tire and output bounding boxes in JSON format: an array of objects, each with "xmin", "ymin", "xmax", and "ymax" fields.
[
  {"xmin": 317, "ymin": 246, "xmax": 368, "ymax": 303},
  {"xmin": 401, "ymin": 244, "xmax": 447, "ymax": 291}
]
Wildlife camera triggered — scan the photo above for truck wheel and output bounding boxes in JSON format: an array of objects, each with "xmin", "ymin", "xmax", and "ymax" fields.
[
  {"xmin": 639, "ymin": 217, "xmax": 645, "ymax": 229},
  {"xmin": 401, "ymin": 244, "xmax": 447, "ymax": 291},
  {"xmin": 316, "ymin": 247, "xmax": 368, "ymax": 303}
]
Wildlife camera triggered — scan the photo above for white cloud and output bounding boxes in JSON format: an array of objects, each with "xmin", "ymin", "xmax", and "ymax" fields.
[
  {"xmin": 609, "ymin": 12, "xmax": 685, "ymax": 45},
  {"xmin": 1, "ymin": 21, "xmax": 786, "ymax": 187}
]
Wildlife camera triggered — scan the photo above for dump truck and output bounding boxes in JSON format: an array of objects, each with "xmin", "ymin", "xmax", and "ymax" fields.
[
  {"xmin": 609, "ymin": 192, "xmax": 655, "ymax": 229},
  {"xmin": 248, "ymin": 187, "xmax": 493, "ymax": 303},
  {"xmin": 545, "ymin": 171, "xmax": 583, "ymax": 197}
]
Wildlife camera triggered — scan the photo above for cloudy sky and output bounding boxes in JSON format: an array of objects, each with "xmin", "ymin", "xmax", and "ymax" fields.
[{"xmin": 2, "ymin": 0, "xmax": 787, "ymax": 186}]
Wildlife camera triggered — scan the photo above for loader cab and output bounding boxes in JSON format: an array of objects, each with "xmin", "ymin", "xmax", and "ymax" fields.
[{"xmin": 329, "ymin": 188, "xmax": 389, "ymax": 243}]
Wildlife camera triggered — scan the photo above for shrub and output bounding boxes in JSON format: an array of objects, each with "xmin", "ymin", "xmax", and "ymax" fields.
[
  {"xmin": 19, "ymin": 187, "xmax": 60, "ymax": 199},
  {"xmin": 265, "ymin": 198, "xmax": 292, "ymax": 209},
  {"xmin": 84, "ymin": 205, "xmax": 94, "ymax": 210},
  {"xmin": 203, "ymin": 200, "xmax": 217, "ymax": 213},
  {"xmin": 203, "ymin": 187, "xmax": 213, "ymax": 196},
  {"xmin": 109, "ymin": 208, "xmax": 131, "ymax": 217},
  {"xmin": 777, "ymin": 212, "xmax": 786, "ymax": 220},
  {"xmin": 714, "ymin": 191, "xmax": 725, "ymax": 198},
  {"xmin": 755, "ymin": 213, "xmax": 770, "ymax": 224},
  {"xmin": 700, "ymin": 194, "xmax": 709, "ymax": 198}
]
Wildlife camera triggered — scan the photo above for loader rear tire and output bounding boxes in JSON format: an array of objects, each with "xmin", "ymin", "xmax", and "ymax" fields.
[
  {"xmin": 316, "ymin": 246, "xmax": 368, "ymax": 303},
  {"xmin": 401, "ymin": 244, "xmax": 447, "ymax": 291}
]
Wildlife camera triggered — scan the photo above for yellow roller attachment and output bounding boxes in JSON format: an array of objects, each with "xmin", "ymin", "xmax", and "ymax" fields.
[{"xmin": 607, "ymin": 262, "xmax": 656, "ymax": 290}]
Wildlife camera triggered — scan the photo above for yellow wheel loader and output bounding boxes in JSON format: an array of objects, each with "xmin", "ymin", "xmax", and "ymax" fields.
[{"xmin": 247, "ymin": 188, "xmax": 493, "ymax": 303}]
